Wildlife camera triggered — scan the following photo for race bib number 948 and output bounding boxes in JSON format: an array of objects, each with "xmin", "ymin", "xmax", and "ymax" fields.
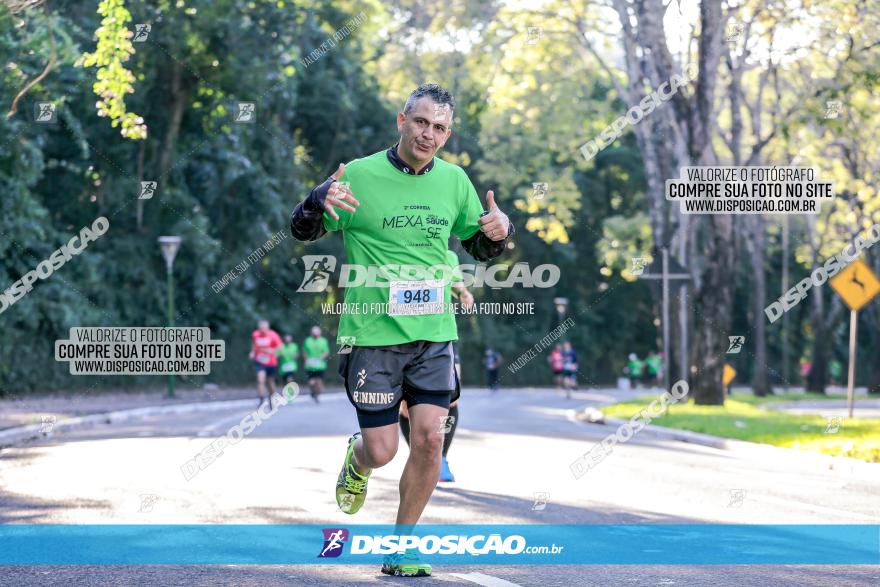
[{"xmin": 388, "ymin": 280, "xmax": 444, "ymax": 316}]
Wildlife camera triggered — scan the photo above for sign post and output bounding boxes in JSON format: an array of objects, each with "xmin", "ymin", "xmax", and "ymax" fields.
[
  {"xmin": 158, "ymin": 236, "xmax": 182, "ymax": 399},
  {"xmin": 829, "ymin": 259, "xmax": 880, "ymax": 417},
  {"xmin": 639, "ymin": 248, "xmax": 690, "ymax": 390}
]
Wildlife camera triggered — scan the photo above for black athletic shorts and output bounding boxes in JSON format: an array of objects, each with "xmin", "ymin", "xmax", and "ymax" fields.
[
  {"xmin": 452, "ymin": 341, "xmax": 460, "ymax": 365},
  {"xmin": 254, "ymin": 361, "xmax": 277, "ymax": 377},
  {"xmin": 306, "ymin": 369, "xmax": 324, "ymax": 379},
  {"xmin": 338, "ymin": 340, "xmax": 460, "ymax": 428}
]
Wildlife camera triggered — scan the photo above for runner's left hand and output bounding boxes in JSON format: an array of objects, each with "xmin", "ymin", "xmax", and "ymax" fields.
[
  {"xmin": 460, "ymin": 289, "xmax": 474, "ymax": 309},
  {"xmin": 478, "ymin": 190, "xmax": 510, "ymax": 241}
]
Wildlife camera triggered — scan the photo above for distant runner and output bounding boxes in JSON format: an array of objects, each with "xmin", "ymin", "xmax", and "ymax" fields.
[
  {"xmin": 561, "ymin": 340, "xmax": 578, "ymax": 398},
  {"xmin": 290, "ymin": 83, "xmax": 513, "ymax": 577},
  {"xmin": 249, "ymin": 319, "xmax": 282, "ymax": 408},
  {"xmin": 278, "ymin": 334, "xmax": 299, "ymax": 385},
  {"xmin": 549, "ymin": 344, "xmax": 564, "ymax": 390},
  {"xmin": 645, "ymin": 351, "xmax": 662, "ymax": 387},
  {"xmin": 626, "ymin": 352, "xmax": 644, "ymax": 389},
  {"xmin": 485, "ymin": 347, "xmax": 502, "ymax": 392},
  {"xmin": 303, "ymin": 326, "xmax": 329, "ymax": 402},
  {"xmin": 830, "ymin": 358, "xmax": 843, "ymax": 387}
]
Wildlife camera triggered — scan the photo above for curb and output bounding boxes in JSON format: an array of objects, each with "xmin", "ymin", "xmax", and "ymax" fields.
[
  {"xmin": 579, "ymin": 412, "xmax": 880, "ymax": 475},
  {"xmin": 0, "ymin": 398, "xmax": 263, "ymax": 448}
]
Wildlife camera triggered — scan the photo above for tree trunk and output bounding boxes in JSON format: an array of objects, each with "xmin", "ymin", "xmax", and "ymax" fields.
[
  {"xmin": 869, "ymin": 256, "xmax": 880, "ymax": 395},
  {"xmin": 690, "ymin": 215, "xmax": 735, "ymax": 405},
  {"xmin": 686, "ymin": 0, "xmax": 731, "ymax": 405},
  {"xmin": 136, "ymin": 139, "xmax": 146, "ymax": 232},
  {"xmin": 604, "ymin": 0, "xmax": 730, "ymax": 404},
  {"xmin": 157, "ymin": 61, "xmax": 194, "ymax": 182},
  {"xmin": 749, "ymin": 215, "xmax": 771, "ymax": 396},
  {"xmin": 806, "ymin": 284, "xmax": 827, "ymax": 394},
  {"xmin": 868, "ymin": 319, "xmax": 880, "ymax": 395}
]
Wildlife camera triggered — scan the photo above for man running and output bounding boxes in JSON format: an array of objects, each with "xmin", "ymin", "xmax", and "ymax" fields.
[
  {"xmin": 561, "ymin": 340, "xmax": 578, "ymax": 398},
  {"xmin": 485, "ymin": 347, "xmax": 502, "ymax": 392},
  {"xmin": 626, "ymin": 352, "xmax": 644, "ymax": 389},
  {"xmin": 278, "ymin": 334, "xmax": 299, "ymax": 385},
  {"xmin": 249, "ymin": 319, "xmax": 282, "ymax": 408},
  {"xmin": 399, "ymin": 248, "xmax": 474, "ymax": 483},
  {"xmin": 645, "ymin": 351, "xmax": 662, "ymax": 387},
  {"xmin": 549, "ymin": 344, "xmax": 564, "ymax": 390},
  {"xmin": 303, "ymin": 326, "xmax": 329, "ymax": 402},
  {"xmin": 290, "ymin": 83, "xmax": 513, "ymax": 577}
]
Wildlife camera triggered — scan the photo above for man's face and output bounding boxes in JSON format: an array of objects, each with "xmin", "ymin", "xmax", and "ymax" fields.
[
  {"xmin": 396, "ymin": 98, "xmax": 453, "ymax": 166},
  {"xmin": 311, "ymin": 327, "xmax": 320, "ymax": 337},
  {"xmin": 258, "ymin": 321, "xmax": 269, "ymax": 333}
]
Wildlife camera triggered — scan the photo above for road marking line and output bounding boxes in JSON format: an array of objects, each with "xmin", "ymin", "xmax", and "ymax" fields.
[{"xmin": 449, "ymin": 572, "xmax": 524, "ymax": 587}]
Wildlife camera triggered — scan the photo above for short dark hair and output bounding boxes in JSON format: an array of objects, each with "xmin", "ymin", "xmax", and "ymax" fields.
[{"xmin": 403, "ymin": 83, "xmax": 455, "ymax": 117}]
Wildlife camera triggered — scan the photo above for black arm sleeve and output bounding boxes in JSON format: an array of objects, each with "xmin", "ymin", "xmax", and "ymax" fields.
[
  {"xmin": 461, "ymin": 221, "xmax": 515, "ymax": 262},
  {"xmin": 290, "ymin": 177, "xmax": 334, "ymax": 242}
]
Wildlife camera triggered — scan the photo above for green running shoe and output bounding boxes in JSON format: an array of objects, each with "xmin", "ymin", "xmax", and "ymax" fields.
[
  {"xmin": 335, "ymin": 432, "xmax": 371, "ymax": 514},
  {"xmin": 381, "ymin": 549, "xmax": 432, "ymax": 577}
]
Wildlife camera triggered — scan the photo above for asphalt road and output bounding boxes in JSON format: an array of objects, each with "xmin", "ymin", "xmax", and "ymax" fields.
[{"xmin": 1, "ymin": 388, "xmax": 879, "ymax": 586}]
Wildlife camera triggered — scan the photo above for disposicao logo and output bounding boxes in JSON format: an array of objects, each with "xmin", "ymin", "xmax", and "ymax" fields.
[
  {"xmin": 349, "ymin": 534, "xmax": 528, "ymax": 555},
  {"xmin": 318, "ymin": 528, "xmax": 349, "ymax": 558}
]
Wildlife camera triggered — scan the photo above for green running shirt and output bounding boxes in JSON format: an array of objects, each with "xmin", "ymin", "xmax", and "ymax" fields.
[
  {"xmin": 277, "ymin": 342, "xmax": 299, "ymax": 373},
  {"xmin": 303, "ymin": 336, "xmax": 329, "ymax": 370},
  {"xmin": 323, "ymin": 151, "xmax": 485, "ymax": 345}
]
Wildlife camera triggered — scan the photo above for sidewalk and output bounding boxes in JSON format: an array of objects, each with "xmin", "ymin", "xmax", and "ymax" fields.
[
  {"xmin": 765, "ymin": 399, "xmax": 880, "ymax": 418},
  {"xmin": 0, "ymin": 385, "xmax": 343, "ymax": 432}
]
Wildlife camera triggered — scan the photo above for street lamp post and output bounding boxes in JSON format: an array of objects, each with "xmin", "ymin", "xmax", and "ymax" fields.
[{"xmin": 158, "ymin": 236, "xmax": 182, "ymax": 398}]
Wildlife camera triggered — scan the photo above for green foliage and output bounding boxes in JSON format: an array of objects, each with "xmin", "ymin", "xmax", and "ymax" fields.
[
  {"xmin": 0, "ymin": 0, "xmax": 391, "ymax": 394},
  {"xmin": 2, "ymin": 0, "xmax": 879, "ymax": 397},
  {"xmin": 77, "ymin": 0, "xmax": 147, "ymax": 139}
]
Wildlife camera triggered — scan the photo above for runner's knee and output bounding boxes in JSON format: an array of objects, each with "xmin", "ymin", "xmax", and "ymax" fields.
[
  {"xmin": 409, "ymin": 428, "xmax": 443, "ymax": 458},
  {"xmin": 361, "ymin": 435, "xmax": 397, "ymax": 467}
]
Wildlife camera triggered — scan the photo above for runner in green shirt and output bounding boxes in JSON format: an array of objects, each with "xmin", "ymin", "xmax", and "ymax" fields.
[
  {"xmin": 277, "ymin": 334, "xmax": 299, "ymax": 385},
  {"xmin": 829, "ymin": 359, "xmax": 843, "ymax": 386},
  {"xmin": 645, "ymin": 351, "xmax": 663, "ymax": 387},
  {"xmin": 626, "ymin": 353, "xmax": 645, "ymax": 389},
  {"xmin": 303, "ymin": 325, "xmax": 330, "ymax": 402},
  {"xmin": 291, "ymin": 84, "xmax": 513, "ymax": 577}
]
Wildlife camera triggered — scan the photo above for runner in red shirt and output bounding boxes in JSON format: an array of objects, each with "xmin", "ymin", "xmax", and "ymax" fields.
[
  {"xmin": 549, "ymin": 345, "xmax": 565, "ymax": 391},
  {"xmin": 249, "ymin": 319, "xmax": 282, "ymax": 408}
]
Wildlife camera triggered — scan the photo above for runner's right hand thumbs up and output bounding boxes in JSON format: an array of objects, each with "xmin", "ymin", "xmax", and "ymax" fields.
[{"xmin": 324, "ymin": 163, "xmax": 360, "ymax": 221}]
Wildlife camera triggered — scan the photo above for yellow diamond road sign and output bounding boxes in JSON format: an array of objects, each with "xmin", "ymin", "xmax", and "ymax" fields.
[
  {"xmin": 723, "ymin": 364, "xmax": 736, "ymax": 386},
  {"xmin": 830, "ymin": 259, "xmax": 880, "ymax": 311}
]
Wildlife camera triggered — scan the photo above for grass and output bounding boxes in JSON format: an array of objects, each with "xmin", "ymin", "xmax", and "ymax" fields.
[{"xmin": 600, "ymin": 393, "xmax": 880, "ymax": 463}]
